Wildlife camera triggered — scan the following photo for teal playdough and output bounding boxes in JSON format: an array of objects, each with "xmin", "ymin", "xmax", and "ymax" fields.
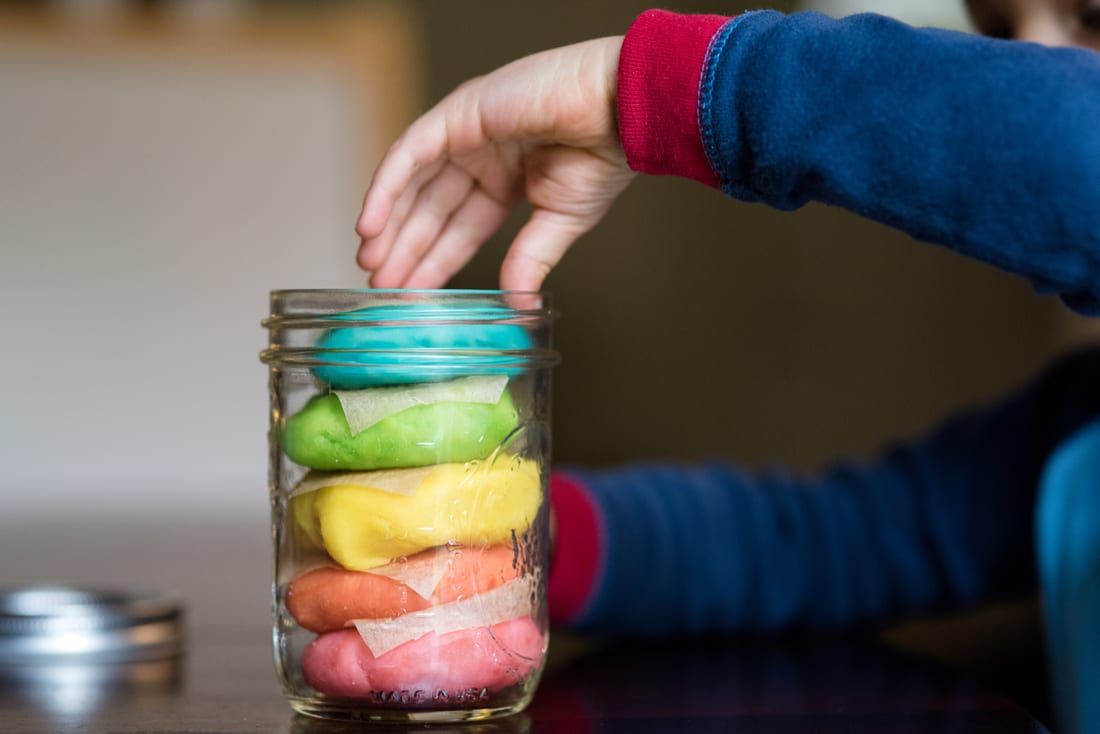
[
  {"xmin": 282, "ymin": 390, "xmax": 520, "ymax": 471},
  {"xmin": 313, "ymin": 302, "xmax": 533, "ymax": 389}
]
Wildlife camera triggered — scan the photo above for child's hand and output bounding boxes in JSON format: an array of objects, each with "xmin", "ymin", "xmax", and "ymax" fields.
[{"xmin": 356, "ymin": 37, "xmax": 634, "ymax": 292}]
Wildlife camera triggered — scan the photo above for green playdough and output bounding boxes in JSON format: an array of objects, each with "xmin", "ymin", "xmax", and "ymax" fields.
[{"xmin": 282, "ymin": 391, "xmax": 520, "ymax": 471}]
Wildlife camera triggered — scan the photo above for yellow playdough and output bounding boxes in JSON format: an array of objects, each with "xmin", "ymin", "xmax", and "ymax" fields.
[{"xmin": 293, "ymin": 458, "xmax": 541, "ymax": 570}]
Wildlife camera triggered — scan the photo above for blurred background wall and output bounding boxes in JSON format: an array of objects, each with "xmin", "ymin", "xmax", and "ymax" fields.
[
  {"xmin": 2, "ymin": 0, "xmax": 1098, "ymax": 521},
  {"xmin": 0, "ymin": 1, "xmax": 421, "ymax": 521}
]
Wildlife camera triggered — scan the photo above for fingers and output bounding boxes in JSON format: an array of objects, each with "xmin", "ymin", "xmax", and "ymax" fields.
[
  {"xmin": 403, "ymin": 187, "xmax": 513, "ymax": 289},
  {"xmin": 499, "ymin": 209, "xmax": 588, "ymax": 293},
  {"xmin": 358, "ymin": 158, "xmax": 445, "ymax": 273},
  {"xmin": 357, "ymin": 81, "xmax": 497, "ymax": 278},
  {"xmin": 357, "ymin": 77, "xmax": 489, "ymax": 243},
  {"xmin": 368, "ymin": 163, "xmax": 477, "ymax": 286},
  {"xmin": 357, "ymin": 140, "xmax": 430, "ymax": 242}
]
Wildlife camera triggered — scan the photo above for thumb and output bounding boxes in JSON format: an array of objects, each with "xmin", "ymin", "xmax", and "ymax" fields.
[{"xmin": 500, "ymin": 209, "xmax": 592, "ymax": 292}]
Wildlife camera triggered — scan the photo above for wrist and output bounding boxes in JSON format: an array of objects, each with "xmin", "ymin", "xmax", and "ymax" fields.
[{"xmin": 616, "ymin": 9, "xmax": 736, "ymax": 188}]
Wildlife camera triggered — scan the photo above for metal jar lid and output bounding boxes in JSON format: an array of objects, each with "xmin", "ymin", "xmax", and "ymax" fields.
[{"xmin": 0, "ymin": 586, "xmax": 184, "ymax": 663}]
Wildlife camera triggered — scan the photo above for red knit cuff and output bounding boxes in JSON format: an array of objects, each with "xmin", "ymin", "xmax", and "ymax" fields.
[
  {"xmin": 617, "ymin": 9, "xmax": 734, "ymax": 189},
  {"xmin": 547, "ymin": 471, "xmax": 602, "ymax": 625}
]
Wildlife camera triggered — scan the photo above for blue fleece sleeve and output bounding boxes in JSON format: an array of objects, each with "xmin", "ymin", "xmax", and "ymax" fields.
[
  {"xmin": 566, "ymin": 346, "xmax": 1100, "ymax": 636},
  {"xmin": 703, "ymin": 11, "xmax": 1100, "ymax": 314}
]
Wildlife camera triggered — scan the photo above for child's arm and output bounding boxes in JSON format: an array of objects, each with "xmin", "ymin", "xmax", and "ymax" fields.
[
  {"xmin": 625, "ymin": 9, "xmax": 1100, "ymax": 313},
  {"xmin": 548, "ymin": 346, "xmax": 1100, "ymax": 634},
  {"xmin": 360, "ymin": 10, "xmax": 1100, "ymax": 311}
]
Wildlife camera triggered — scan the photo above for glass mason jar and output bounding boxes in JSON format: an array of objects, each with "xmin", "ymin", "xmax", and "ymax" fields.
[{"xmin": 260, "ymin": 290, "xmax": 558, "ymax": 723}]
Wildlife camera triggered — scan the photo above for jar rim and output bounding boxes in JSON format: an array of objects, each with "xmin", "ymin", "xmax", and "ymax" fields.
[
  {"xmin": 264, "ymin": 289, "xmax": 555, "ymax": 327},
  {"xmin": 269, "ymin": 288, "xmax": 545, "ymax": 297},
  {"xmin": 261, "ymin": 289, "xmax": 559, "ymax": 370}
]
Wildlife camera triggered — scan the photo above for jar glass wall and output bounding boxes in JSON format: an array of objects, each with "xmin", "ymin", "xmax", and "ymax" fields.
[{"xmin": 261, "ymin": 290, "xmax": 558, "ymax": 723}]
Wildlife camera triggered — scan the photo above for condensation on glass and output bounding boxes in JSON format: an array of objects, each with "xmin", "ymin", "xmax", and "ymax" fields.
[{"xmin": 261, "ymin": 290, "xmax": 558, "ymax": 723}]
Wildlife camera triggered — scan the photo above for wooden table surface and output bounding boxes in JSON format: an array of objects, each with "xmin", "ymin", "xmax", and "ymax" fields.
[{"xmin": 0, "ymin": 518, "xmax": 1052, "ymax": 733}]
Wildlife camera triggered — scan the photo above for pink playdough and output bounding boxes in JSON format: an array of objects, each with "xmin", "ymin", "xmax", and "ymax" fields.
[{"xmin": 302, "ymin": 618, "xmax": 544, "ymax": 700}]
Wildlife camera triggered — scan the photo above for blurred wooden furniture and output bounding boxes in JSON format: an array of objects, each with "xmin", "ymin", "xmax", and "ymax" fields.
[{"xmin": 0, "ymin": 3, "xmax": 424, "ymax": 521}]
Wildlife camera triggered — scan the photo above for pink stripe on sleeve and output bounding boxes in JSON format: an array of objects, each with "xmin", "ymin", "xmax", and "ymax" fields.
[
  {"xmin": 546, "ymin": 471, "xmax": 603, "ymax": 625},
  {"xmin": 616, "ymin": 9, "xmax": 734, "ymax": 189}
]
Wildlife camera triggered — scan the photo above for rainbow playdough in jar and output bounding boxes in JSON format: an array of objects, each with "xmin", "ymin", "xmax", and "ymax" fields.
[{"xmin": 262, "ymin": 291, "xmax": 557, "ymax": 723}]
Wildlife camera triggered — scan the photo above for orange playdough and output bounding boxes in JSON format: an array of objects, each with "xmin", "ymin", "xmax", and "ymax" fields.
[{"xmin": 286, "ymin": 544, "xmax": 520, "ymax": 633}]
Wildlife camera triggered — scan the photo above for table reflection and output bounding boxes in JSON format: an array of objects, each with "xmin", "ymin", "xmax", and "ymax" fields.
[
  {"xmin": 290, "ymin": 712, "xmax": 531, "ymax": 734},
  {"xmin": 520, "ymin": 636, "xmax": 1048, "ymax": 733},
  {"xmin": 0, "ymin": 657, "xmax": 182, "ymax": 731},
  {"xmin": 0, "ymin": 629, "xmax": 1049, "ymax": 733},
  {"xmin": 285, "ymin": 635, "xmax": 1048, "ymax": 733}
]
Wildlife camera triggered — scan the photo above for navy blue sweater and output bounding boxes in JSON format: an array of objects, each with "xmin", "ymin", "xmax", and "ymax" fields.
[{"xmin": 546, "ymin": 10, "xmax": 1100, "ymax": 635}]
